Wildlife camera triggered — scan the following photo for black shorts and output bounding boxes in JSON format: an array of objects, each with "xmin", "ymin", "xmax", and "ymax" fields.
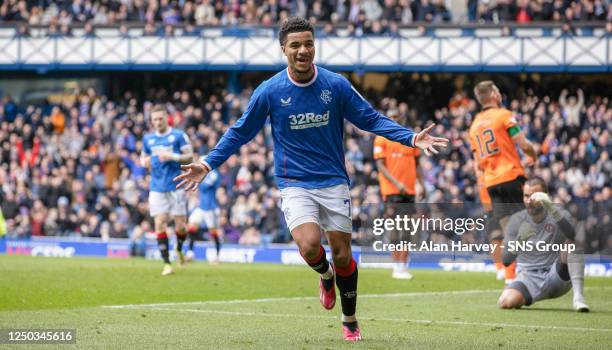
[
  {"xmin": 487, "ymin": 176, "xmax": 526, "ymax": 219},
  {"xmin": 485, "ymin": 212, "xmax": 502, "ymax": 238},
  {"xmin": 384, "ymin": 194, "xmax": 416, "ymax": 218},
  {"xmin": 385, "ymin": 194, "xmax": 416, "ymax": 204},
  {"xmin": 384, "ymin": 194, "xmax": 416, "ymax": 243}
]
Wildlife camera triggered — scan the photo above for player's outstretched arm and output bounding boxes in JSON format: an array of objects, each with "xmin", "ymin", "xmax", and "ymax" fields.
[
  {"xmin": 174, "ymin": 162, "xmax": 209, "ymax": 192},
  {"xmin": 341, "ymin": 78, "xmax": 448, "ymax": 153},
  {"xmin": 413, "ymin": 124, "xmax": 450, "ymax": 156},
  {"xmin": 176, "ymin": 83, "xmax": 269, "ymax": 191},
  {"xmin": 203, "ymin": 83, "xmax": 270, "ymax": 170}
]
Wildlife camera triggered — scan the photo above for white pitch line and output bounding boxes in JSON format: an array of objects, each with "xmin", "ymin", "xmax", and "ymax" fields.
[
  {"xmin": 373, "ymin": 317, "xmax": 612, "ymax": 333},
  {"xmin": 102, "ymin": 289, "xmax": 499, "ymax": 309},
  {"xmin": 102, "ymin": 286, "xmax": 612, "ymax": 310},
  {"xmin": 139, "ymin": 307, "xmax": 612, "ymax": 333},
  {"xmin": 103, "ymin": 296, "xmax": 315, "ymax": 309},
  {"xmin": 144, "ymin": 307, "xmax": 336, "ymax": 320}
]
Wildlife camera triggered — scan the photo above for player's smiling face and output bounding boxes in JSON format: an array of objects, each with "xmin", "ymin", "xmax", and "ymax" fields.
[{"xmin": 282, "ymin": 31, "xmax": 315, "ymax": 77}]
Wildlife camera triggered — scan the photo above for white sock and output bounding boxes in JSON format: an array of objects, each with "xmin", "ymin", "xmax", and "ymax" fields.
[
  {"xmin": 342, "ymin": 314, "xmax": 357, "ymax": 323},
  {"xmin": 321, "ymin": 264, "xmax": 334, "ymax": 280},
  {"xmin": 392, "ymin": 263, "xmax": 399, "ymax": 273},
  {"xmin": 568, "ymin": 253, "xmax": 585, "ymax": 302}
]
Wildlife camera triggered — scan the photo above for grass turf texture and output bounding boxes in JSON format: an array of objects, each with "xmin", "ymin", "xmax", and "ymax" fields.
[{"xmin": 1, "ymin": 255, "xmax": 611, "ymax": 349}]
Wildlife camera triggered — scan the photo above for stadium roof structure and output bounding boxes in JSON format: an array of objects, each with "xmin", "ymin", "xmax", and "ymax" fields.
[{"xmin": 0, "ymin": 27, "xmax": 609, "ymax": 73}]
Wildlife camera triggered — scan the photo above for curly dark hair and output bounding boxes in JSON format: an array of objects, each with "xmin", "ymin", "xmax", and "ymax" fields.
[{"xmin": 278, "ymin": 17, "xmax": 314, "ymax": 46}]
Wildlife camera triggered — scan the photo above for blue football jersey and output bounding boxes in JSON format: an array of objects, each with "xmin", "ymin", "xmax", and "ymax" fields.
[
  {"xmin": 204, "ymin": 65, "xmax": 416, "ymax": 189},
  {"xmin": 198, "ymin": 169, "xmax": 221, "ymax": 210},
  {"xmin": 143, "ymin": 128, "xmax": 191, "ymax": 192}
]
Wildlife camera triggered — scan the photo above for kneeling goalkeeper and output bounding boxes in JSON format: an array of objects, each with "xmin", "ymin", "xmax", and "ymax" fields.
[{"xmin": 498, "ymin": 177, "xmax": 589, "ymax": 312}]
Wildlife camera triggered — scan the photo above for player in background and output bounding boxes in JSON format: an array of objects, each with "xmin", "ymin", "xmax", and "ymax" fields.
[
  {"xmin": 498, "ymin": 177, "xmax": 589, "ymax": 312},
  {"xmin": 141, "ymin": 105, "xmax": 194, "ymax": 276},
  {"xmin": 186, "ymin": 168, "xmax": 223, "ymax": 264},
  {"xmin": 469, "ymin": 81, "xmax": 537, "ymax": 284},
  {"xmin": 373, "ymin": 108, "xmax": 424, "ymax": 280},
  {"xmin": 477, "ymin": 173, "xmax": 508, "ymax": 282},
  {"xmin": 174, "ymin": 17, "xmax": 449, "ymax": 341}
]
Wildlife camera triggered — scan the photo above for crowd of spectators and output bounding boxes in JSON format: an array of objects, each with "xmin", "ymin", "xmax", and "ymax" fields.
[
  {"xmin": 0, "ymin": 74, "xmax": 610, "ymax": 253},
  {"xmin": 1, "ymin": 0, "xmax": 610, "ymax": 34}
]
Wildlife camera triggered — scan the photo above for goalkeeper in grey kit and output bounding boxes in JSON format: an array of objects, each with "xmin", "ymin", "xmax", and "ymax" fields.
[{"xmin": 497, "ymin": 177, "xmax": 589, "ymax": 312}]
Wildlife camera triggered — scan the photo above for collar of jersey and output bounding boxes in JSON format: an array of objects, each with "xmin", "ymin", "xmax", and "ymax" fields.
[
  {"xmin": 155, "ymin": 127, "xmax": 173, "ymax": 137},
  {"xmin": 286, "ymin": 65, "xmax": 318, "ymax": 87}
]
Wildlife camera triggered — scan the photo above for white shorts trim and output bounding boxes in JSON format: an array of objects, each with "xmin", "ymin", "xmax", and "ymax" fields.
[
  {"xmin": 149, "ymin": 190, "xmax": 187, "ymax": 217},
  {"xmin": 280, "ymin": 184, "xmax": 352, "ymax": 233}
]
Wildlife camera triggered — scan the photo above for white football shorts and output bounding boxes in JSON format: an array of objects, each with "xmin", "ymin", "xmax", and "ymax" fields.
[
  {"xmin": 188, "ymin": 208, "xmax": 219, "ymax": 229},
  {"xmin": 280, "ymin": 183, "xmax": 352, "ymax": 233},
  {"xmin": 149, "ymin": 190, "xmax": 188, "ymax": 217}
]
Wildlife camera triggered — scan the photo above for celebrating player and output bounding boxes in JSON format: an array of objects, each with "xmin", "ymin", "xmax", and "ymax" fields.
[
  {"xmin": 141, "ymin": 105, "xmax": 193, "ymax": 276},
  {"xmin": 174, "ymin": 17, "xmax": 448, "ymax": 341},
  {"xmin": 497, "ymin": 177, "xmax": 589, "ymax": 312},
  {"xmin": 186, "ymin": 168, "xmax": 223, "ymax": 264},
  {"xmin": 469, "ymin": 81, "xmax": 537, "ymax": 284},
  {"xmin": 373, "ymin": 108, "xmax": 424, "ymax": 280}
]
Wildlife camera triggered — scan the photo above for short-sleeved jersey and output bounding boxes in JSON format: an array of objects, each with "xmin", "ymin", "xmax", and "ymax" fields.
[
  {"xmin": 204, "ymin": 65, "xmax": 417, "ymax": 190},
  {"xmin": 504, "ymin": 209, "xmax": 572, "ymax": 269},
  {"xmin": 198, "ymin": 169, "xmax": 221, "ymax": 210},
  {"xmin": 142, "ymin": 128, "xmax": 191, "ymax": 192},
  {"xmin": 373, "ymin": 136, "xmax": 420, "ymax": 198},
  {"xmin": 469, "ymin": 107, "xmax": 524, "ymax": 188}
]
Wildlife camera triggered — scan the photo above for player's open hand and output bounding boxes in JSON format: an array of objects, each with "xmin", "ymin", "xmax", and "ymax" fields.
[
  {"xmin": 174, "ymin": 162, "xmax": 209, "ymax": 192},
  {"xmin": 414, "ymin": 124, "xmax": 449, "ymax": 156}
]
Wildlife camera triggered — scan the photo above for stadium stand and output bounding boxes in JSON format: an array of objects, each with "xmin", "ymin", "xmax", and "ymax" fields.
[{"xmin": 0, "ymin": 0, "xmax": 609, "ymax": 29}]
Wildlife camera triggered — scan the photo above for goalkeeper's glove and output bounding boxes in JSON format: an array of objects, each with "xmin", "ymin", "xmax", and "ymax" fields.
[{"xmin": 530, "ymin": 192, "xmax": 563, "ymax": 222}]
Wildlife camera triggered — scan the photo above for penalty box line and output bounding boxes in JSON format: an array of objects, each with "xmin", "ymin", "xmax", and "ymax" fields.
[{"xmin": 131, "ymin": 306, "xmax": 612, "ymax": 333}]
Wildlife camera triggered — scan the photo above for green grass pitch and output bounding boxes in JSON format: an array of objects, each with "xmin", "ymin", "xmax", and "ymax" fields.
[{"xmin": 1, "ymin": 255, "xmax": 611, "ymax": 349}]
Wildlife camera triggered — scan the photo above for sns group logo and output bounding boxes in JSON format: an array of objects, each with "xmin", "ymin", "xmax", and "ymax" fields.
[{"xmin": 320, "ymin": 90, "xmax": 332, "ymax": 104}]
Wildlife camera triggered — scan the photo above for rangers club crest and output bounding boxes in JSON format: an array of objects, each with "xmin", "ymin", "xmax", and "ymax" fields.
[{"xmin": 320, "ymin": 90, "xmax": 332, "ymax": 104}]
